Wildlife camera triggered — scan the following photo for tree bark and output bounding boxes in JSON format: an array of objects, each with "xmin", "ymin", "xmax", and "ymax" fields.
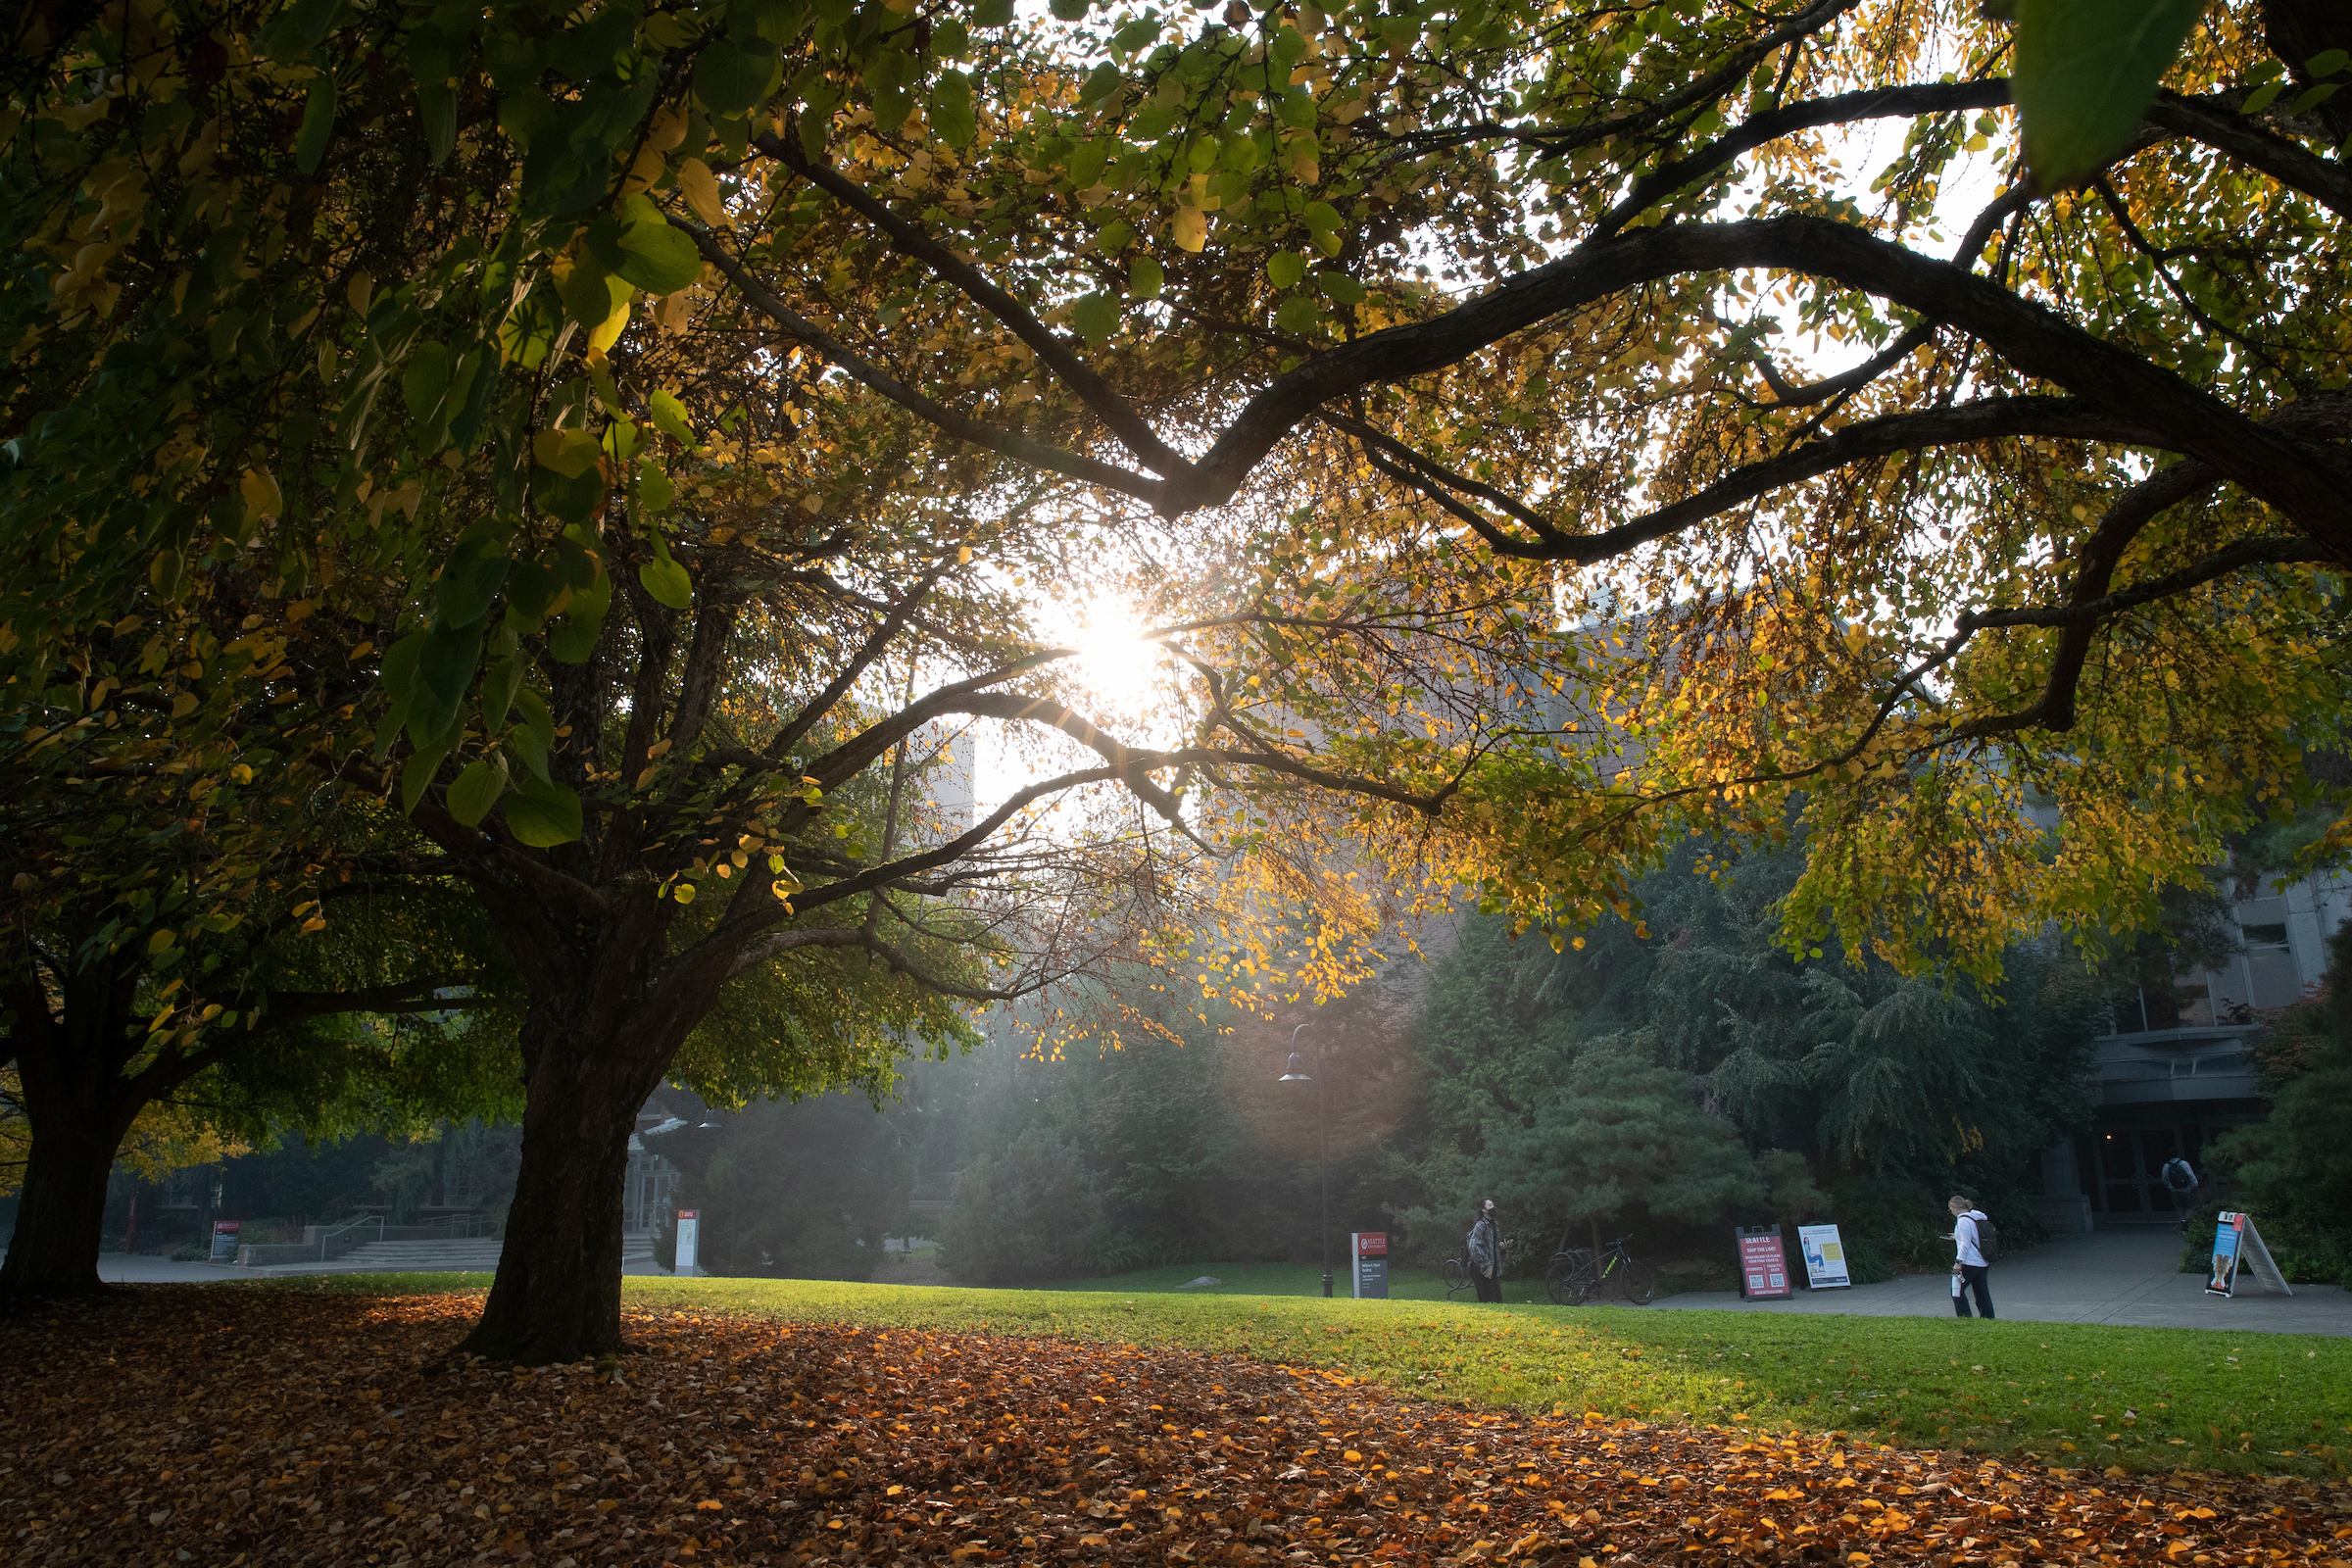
[
  {"xmin": 455, "ymin": 945, "xmax": 677, "ymax": 1363},
  {"xmin": 0, "ymin": 962, "xmax": 143, "ymax": 1299},
  {"xmin": 0, "ymin": 1108, "xmax": 136, "ymax": 1298}
]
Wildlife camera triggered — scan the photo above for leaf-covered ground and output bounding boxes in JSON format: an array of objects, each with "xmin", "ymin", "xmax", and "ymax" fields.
[{"xmin": 5, "ymin": 1288, "xmax": 2349, "ymax": 1567}]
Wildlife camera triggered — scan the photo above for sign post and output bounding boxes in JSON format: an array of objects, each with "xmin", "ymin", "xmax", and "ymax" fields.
[
  {"xmin": 2209, "ymin": 1211, "xmax": 2292, "ymax": 1297},
  {"xmin": 1735, "ymin": 1224, "xmax": 1791, "ymax": 1299},
  {"xmin": 209, "ymin": 1220, "xmax": 240, "ymax": 1263},
  {"xmin": 1795, "ymin": 1224, "xmax": 1851, "ymax": 1290},
  {"xmin": 675, "ymin": 1208, "xmax": 702, "ymax": 1278},
  {"xmin": 1350, "ymin": 1232, "xmax": 1389, "ymax": 1298}
]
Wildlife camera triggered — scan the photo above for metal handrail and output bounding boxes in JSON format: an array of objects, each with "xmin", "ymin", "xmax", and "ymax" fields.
[{"xmin": 318, "ymin": 1214, "xmax": 383, "ymax": 1261}]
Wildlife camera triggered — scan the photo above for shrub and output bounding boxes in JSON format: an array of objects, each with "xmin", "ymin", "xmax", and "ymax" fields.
[{"xmin": 939, "ymin": 1127, "xmax": 1102, "ymax": 1286}]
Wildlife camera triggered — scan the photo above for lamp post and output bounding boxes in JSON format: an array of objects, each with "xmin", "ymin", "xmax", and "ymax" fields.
[{"xmin": 1276, "ymin": 1021, "xmax": 1332, "ymax": 1298}]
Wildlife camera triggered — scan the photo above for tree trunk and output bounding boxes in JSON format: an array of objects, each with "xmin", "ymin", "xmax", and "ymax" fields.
[
  {"xmin": 457, "ymin": 962, "xmax": 674, "ymax": 1363},
  {"xmin": 0, "ymin": 961, "xmax": 144, "ymax": 1300},
  {"xmin": 0, "ymin": 1112, "xmax": 132, "ymax": 1297}
]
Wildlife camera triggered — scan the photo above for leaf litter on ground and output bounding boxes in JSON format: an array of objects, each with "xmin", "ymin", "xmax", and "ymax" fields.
[{"xmin": 3, "ymin": 1287, "xmax": 2347, "ymax": 1567}]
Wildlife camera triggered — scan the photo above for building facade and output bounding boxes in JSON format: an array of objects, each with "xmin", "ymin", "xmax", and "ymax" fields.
[{"xmin": 2036, "ymin": 868, "xmax": 2351, "ymax": 1231}]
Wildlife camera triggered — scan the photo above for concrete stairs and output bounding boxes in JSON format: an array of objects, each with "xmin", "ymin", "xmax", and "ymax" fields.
[
  {"xmin": 335, "ymin": 1237, "xmax": 506, "ymax": 1272},
  {"xmin": 230, "ymin": 1230, "xmax": 668, "ymax": 1277}
]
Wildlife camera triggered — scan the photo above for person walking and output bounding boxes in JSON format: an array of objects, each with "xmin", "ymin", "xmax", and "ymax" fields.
[
  {"xmin": 1468, "ymin": 1199, "xmax": 1503, "ymax": 1303},
  {"xmin": 1947, "ymin": 1195, "xmax": 1993, "ymax": 1319}
]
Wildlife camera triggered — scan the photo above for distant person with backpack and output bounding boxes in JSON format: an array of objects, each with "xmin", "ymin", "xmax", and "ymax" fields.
[
  {"xmin": 1468, "ymin": 1199, "xmax": 1503, "ymax": 1303},
  {"xmin": 1947, "ymin": 1195, "xmax": 1995, "ymax": 1319}
]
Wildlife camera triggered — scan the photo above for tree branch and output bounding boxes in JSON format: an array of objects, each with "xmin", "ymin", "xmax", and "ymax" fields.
[
  {"xmin": 759, "ymin": 132, "xmax": 1191, "ymax": 480},
  {"xmin": 672, "ymin": 217, "xmax": 1161, "ymax": 502}
]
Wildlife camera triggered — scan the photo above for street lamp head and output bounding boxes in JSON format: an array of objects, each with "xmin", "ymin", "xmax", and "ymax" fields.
[{"xmin": 1277, "ymin": 1053, "xmax": 1313, "ymax": 1083}]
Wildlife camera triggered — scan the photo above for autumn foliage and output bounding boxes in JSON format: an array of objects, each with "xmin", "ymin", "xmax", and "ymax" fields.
[{"xmin": 2, "ymin": 1287, "xmax": 2342, "ymax": 1566}]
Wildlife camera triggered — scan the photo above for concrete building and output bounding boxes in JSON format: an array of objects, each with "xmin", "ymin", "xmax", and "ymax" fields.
[{"xmin": 2034, "ymin": 867, "xmax": 2352, "ymax": 1232}]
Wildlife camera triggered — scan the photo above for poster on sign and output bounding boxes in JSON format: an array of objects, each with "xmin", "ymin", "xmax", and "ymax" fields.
[
  {"xmin": 1734, "ymin": 1224, "xmax": 1791, "ymax": 1299},
  {"xmin": 675, "ymin": 1208, "xmax": 702, "ymax": 1277},
  {"xmin": 209, "ymin": 1220, "xmax": 240, "ymax": 1262},
  {"xmin": 2210, "ymin": 1211, "xmax": 2293, "ymax": 1296},
  {"xmin": 1351, "ymin": 1232, "xmax": 1390, "ymax": 1298},
  {"xmin": 2206, "ymin": 1212, "xmax": 2242, "ymax": 1296},
  {"xmin": 1796, "ymin": 1224, "xmax": 1851, "ymax": 1290}
]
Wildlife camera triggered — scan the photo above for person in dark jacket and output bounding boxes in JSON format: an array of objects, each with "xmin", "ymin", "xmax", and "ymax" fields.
[{"xmin": 1468, "ymin": 1199, "xmax": 1503, "ymax": 1303}]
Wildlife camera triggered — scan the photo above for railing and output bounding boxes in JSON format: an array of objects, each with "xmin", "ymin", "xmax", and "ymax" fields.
[{"xmin": 317, "ymin": 1214, "xmax": 382, "ymax": 1260}]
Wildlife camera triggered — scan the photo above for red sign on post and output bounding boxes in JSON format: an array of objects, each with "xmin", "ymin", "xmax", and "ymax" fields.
[
  {"xmin": 1350, "ymin": 1232, "xmax": 1389, "ymax": 1298},
  {"xmin": 1735, "ymin": 1225, "xmax": 1791, "ymax": 1299}
]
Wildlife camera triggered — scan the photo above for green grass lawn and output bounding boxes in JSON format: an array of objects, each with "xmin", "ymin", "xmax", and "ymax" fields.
[
  {"xmin": 257, "ymin": 1271, "xmax": 2352, "ymax": 1478},
  {"xmin": 1025, "ymin": 1259, "xmax": 1727, "ymax": 1302}
]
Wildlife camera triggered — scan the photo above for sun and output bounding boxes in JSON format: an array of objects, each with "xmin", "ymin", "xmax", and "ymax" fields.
[{"xmin": 1058, "ymin": 601, "xmax": 1173, "ymax": 728}]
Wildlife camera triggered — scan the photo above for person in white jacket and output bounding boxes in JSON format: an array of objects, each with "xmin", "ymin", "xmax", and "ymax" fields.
[{"xmin": 1947, "ymin": 1195, "xmax": 1993, "ymax": 1319}]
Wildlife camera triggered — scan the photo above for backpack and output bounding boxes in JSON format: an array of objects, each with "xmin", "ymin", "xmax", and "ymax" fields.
[{"xmin": 1971, "ymin": 1210, "xmax": 2000, "ymax": 1262}]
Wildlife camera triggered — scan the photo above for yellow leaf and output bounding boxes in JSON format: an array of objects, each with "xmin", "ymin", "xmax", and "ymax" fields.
[
  {"xmin": 696, "ymin": 1499, "xmax": 723, "ymax": 1511},
  {"xmin": 240, "ymin": 466, "xmax": 282, "ymax": 522},
  {"xmin": 1172, "ymin": 206, "xmax": 1208, "ymax": 252},
  {"xmin": 678, "ymin": 158, "xmax": 729, "ymax": 228}
]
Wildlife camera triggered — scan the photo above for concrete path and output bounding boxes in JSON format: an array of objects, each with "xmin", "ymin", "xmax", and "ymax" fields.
[
  {"xmin": 1657, "ymin": 1228, "xmax": 2352, "ymax": 1336},
  {"xmin": 95, "ymin": 1252, "xmax": 672, "ymax": 1282}
]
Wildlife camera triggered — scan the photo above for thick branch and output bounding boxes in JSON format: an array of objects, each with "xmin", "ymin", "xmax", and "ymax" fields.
[
  {"xmin": 674, "ymin": 218, "xmax": 1160, "ymax": 501},
  {"xmin": 1175, "ymin": 219, "xmax": 2352, "ymax": 554},
  {"xmin": 1362, "ymin": 396, "xmax": 2160, "ymax": 563},
  {"xmin": 760, "ymin": 133, "xmax": 1191, "ymax": 479},
  {"xmin": 2146, "ymin": 90, "xmax": 2352, "ymax": 220}
]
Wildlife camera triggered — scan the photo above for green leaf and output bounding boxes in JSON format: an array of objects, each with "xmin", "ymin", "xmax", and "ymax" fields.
[
  {"xmin": 2306, "ymin": 49, "xmax": 2348, "ymax": 79},
  {"xmin": 549, "ymin": 567, "xmax": 612, "ymax": 662},
  {"xmin": 1130, "ymin": 255, "xmax": 1164, "ymax": 299},
  {"xmin": 639, "ymin": 540, "xmax": 694, "ymax": 611},
  {"xmin": 1065, "ymin": 136, "xmax": 1111, "ymax": 188},
  {"xmin": 2010, "ymin": 0, "xmax": 2203, "ymax": 189},
  {"xmin": 1096, "ymin": 220, "xmax": 1136, "ymax": 255},
  {"xmin": 1302, "ymin": 200, "xmax": 1342, "ymax": 233},
  {"xmin": 1275, "ymin": 293, "xmax": 1322, "ymax": 335},
  {"xmin": 1078, "ymin": 63, "xmax": 1123, "ymax": 104},
  {"xmin": 606, "ymin": 213, "xmax": 702, "ymax": 295},
  {"xmin": 637, "ymin": 460, "xmax": 675, "ymax": 514},
  {"xmin": 2288, "ymin": 82, "xmax": 2342, "ymax": 116},
  {"xmin": 1048, "ymin": 0, "xmax": 1089, "ymax": 18},
  {"xmin": 374, "ymin": 631, "xmax": 425, "ymax": 760},
  {"xmin": 1070, "ymin": 291, "xmax": 1120, "ymax": 343},
  {"xmin": 447, "ymin": 755, "xmax": 510, "ymax": 827},
  {"xmin": 556, "ymin": 259, "xmax": 630, "ymax": 330},
  {"xmin": 1318, "ymin": 271, "xmax": 1366, "ymax": 305},
  {"xmin": 648, "ymin": 388, "xmax": 697, "ymax": 446},
  {"xmin": 480, "ymin": 653, "xmax": 526, "ymax": 731},
  {"xmin": 401, "ymin": 730, "xmax": 459, "ymax": 816},
  {"xmin": 436, "ymin": 542, "xmax": 511, "ymax": 628},
  {"xmin": 1278, "ymin": 85, "xmax": 1317, "ymax": 128},
  {"xmin": 1267, "ymin": 250, "xmax": 1306, "ymax": 288},
  {"xmin": 402, "ymin": 340, "xmax": 454, "ymax": 424},
  {"xmin": 931, "ymin": 70, "xmax": 976, "ymax": 148},
  {"xmin": 695, "ymin": 34, "xmax": 779, "ymax": 115},
  {"xmin": 418, "ymin": 82, "xmax": 458, "ymax": 165},
  {"xmin": 533, "ymin": 463, "xmax": 608, "ymax": 526},
  {"xmin": 409, "ymin": 616, "xmax": 486, "ymax": 746},
  {"xmin": 973, "ymin": 0, "xmax": 1014, "ymax": 25},
  {"xmin": 508, "ymin": 694, "xmax": 555, "ymax": 782},
  {"xmin": 503, "ymin": 776, "xmax": 584, "ymax": 847},
  {"xmin": 2239, "ymin": 78, "xmax": 2288, "ymax": 115},
  {"xmin": 295, "ymin": 73, "xmax": 337, "ymax": 174}
]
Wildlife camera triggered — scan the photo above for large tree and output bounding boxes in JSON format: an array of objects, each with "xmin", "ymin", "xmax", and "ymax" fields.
[{"xmin": 11, "ymin": 0, "xmax": 2352, "ymax": 1349}]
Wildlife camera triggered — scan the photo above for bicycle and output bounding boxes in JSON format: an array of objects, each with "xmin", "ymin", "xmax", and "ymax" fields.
[
  {"xmin": 1441, "ymin": 1237, "xmax": 1514, "ymax": 1298},
  {"xmin": 1545, "ymin": 1233, "xmax": 1656, "ymax": 1306}
]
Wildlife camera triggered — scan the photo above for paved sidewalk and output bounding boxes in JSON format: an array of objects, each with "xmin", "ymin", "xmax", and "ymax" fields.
[
  {"xmin": 1658, "ymin": 1228, "xmax": 2352, "ymax": 1336},
  {"xmin": 95, "ymin": 1253, "xmax": 672, "ymax": 1282}
]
